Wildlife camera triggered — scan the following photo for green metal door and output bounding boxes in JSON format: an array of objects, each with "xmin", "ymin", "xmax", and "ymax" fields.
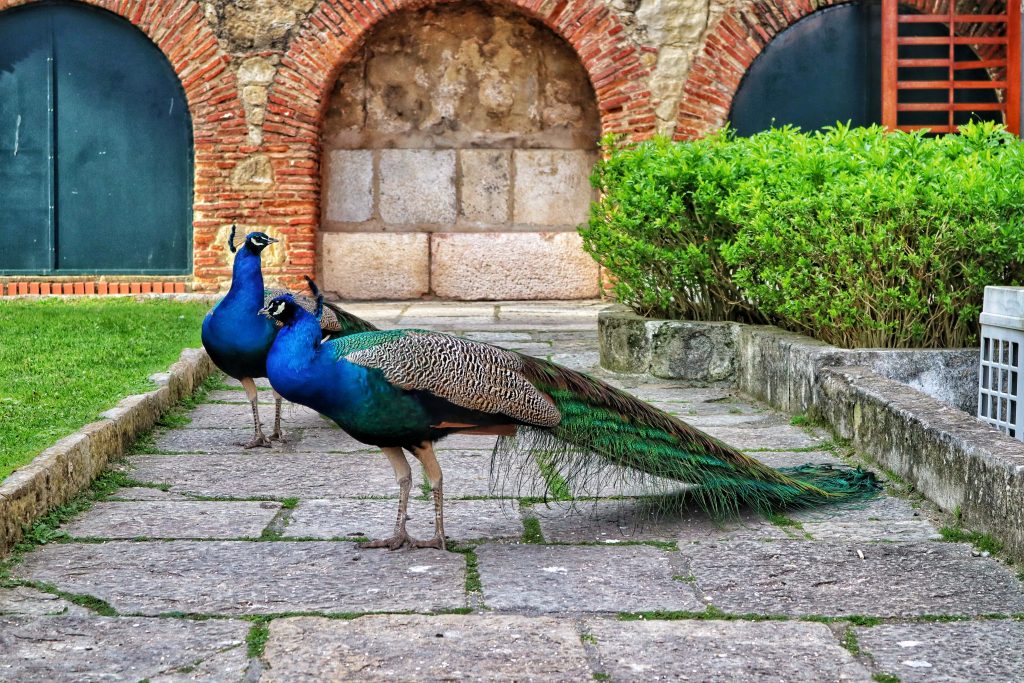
[{"xmin": 0, "ymin": 1, "xmax": 192, "ymax": 275}]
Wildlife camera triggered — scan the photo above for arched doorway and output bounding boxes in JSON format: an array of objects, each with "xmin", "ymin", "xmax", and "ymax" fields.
[
  {"xmin": 728, "ymin": 2, "xmax": 1002, "ymax": 135},
  {"xmin": 318, "ymin": 1, "xmax": 602, "ymax": 300},
  {"xmin": 0, "ymin": 1, "xmax": 192, "ymax": 275}
]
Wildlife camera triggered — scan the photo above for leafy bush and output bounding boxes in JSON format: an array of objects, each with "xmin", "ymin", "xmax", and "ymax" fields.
[
  {"xmin": 581, "ymin": 134, "xmax": 766, "ymax": 322},
  {"xmin": 582, "ymin": 123, "xmax": 1024, "ymax": 348}
]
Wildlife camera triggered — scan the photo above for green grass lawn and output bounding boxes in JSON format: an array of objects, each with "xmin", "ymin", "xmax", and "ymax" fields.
[{"xmin": 0, "ymin": 298, "xmax": 211, "ymax": 481}]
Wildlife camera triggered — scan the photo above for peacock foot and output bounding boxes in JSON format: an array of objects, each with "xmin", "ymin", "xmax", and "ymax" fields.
[
  {"xmin": 412, "ymin": 535, "xmax": 446, "ymax": 551},
  {"xmin": 269, "ymin": 430, "xmax": 285, "ymax": 442},
  {"xmin": 242, "ymin": 434, "xmax": 273, "ymax": 449},
  {"xmin": 358, "ymin": 533, "xmax": 411, "ymax": 551}
]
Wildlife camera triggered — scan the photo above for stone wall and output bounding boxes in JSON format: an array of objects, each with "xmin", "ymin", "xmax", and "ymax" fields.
[
  {"xmin": 319, "ymin": 3, "xmax": 601, "ymax": 299},
  {"xmin": 1, "ymin": 0, "xmax": 1007, "ymax": 297}
]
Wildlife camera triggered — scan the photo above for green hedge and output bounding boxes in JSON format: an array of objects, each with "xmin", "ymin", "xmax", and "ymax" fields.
[{"xmin": 582, "ymin": 123, "xmax": 1024, "ymax": 348}]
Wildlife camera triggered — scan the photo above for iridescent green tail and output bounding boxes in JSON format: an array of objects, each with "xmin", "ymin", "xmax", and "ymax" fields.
[{"xmin": 501, "ymin": 358, "xmax": 880, "ymax": 515}]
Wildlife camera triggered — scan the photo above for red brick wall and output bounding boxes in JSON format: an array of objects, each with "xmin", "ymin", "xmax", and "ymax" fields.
[
  {"xmin": 0, "ymin": 0, "xmax": 657, "ymax": 294},
  {"xmin": 0, "ymin": 0, "xmax": 243, "ymax": 293},
  {"xmin": 260, "ymin": 0, "xmax": 657, "ymax": 292},
  {"xmin": 675, "ymin": 0, "xmax": 1010, "ymax": 140}
]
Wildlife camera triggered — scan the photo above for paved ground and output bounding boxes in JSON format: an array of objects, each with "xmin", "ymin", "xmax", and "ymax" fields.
[{"xmin": 3, "ymin": 301, "xmax": 1024, "ymax": 682}]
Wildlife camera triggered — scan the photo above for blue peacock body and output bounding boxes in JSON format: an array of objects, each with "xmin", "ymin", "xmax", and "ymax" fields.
[
  {"xmin": 201, "ymin": 228, "xmax": 377, "ymax": 447},
  {"xmin": 262, "ymin": 295, "xmax": 880, "ymax": 550}
]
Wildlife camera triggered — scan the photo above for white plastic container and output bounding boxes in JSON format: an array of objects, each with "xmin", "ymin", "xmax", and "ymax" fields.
[{"xmin": 978, "ymin": 286, "xmax": 1024, "ymax": 439}]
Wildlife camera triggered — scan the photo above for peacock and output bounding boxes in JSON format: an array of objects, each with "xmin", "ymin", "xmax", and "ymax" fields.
[
  {"xmin": 260, "ymin": 293, "xmax": 880, "ymax": 550},
  {"xmin": 201, "ymin": 227, "xmax": 377, "ymax": 448}
]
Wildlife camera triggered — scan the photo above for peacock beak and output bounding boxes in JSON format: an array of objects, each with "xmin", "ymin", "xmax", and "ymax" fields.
[
  {"xmin": 266, "ymin": 237, "xmax": 280, "ymax": 244},
  {"xmin": 258, "ymin": 305, "xmax": 272, "ymax": 318}
]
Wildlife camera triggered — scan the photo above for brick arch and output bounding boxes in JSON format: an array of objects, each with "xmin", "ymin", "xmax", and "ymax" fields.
[
  {"xmin": 0, "ymin": 0, "xmax": 244, "ymax": 291},
  {"xmin": 261, "ymin": 0, "xmax": 656, "ymax": 291},
  {"xmin": 675, "ymin": 0, "xmax": 1008, "ymax": 140}
]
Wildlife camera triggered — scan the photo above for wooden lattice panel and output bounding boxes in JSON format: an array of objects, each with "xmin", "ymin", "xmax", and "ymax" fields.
[{"xmin": 882, "ymin": 0, "xmax": 1020, "ymax": 134}]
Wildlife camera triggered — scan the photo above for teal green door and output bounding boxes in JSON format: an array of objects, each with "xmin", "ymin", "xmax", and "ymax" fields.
[{"xmin": 0, "ymin": 2, "xmax": 192, "ymax": 275}]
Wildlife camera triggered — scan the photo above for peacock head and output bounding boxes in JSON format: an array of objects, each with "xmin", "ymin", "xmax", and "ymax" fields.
[
  {"xmin": 227, "ymin": 224, "xmax": 278, "ymax": 255},
  {"xmin": 259, "ymin": 294, "xmax": 301, "ymax": 325}
]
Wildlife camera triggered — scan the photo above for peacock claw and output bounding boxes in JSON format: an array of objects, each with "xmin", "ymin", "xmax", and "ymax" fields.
[
  {"xmin": 358, "ymin": 533, "xmax": 411, "ymax": 551},
  {"xmin": 412, "ymin": 536, "xmax": 446, "ymax": 551},
  {"xmin": 269, "ymin": 431, "xmax": 284, "ymax": 442},
  {"xmin": 243, "ymin": 435, "xmax": 273, "ymax": 449}
]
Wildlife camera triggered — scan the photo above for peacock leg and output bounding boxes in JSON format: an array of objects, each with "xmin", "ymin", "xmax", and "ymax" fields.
[
  {"xmin": 358, "ymin": 447, "xmax": 413, "ymax": 550},
  {"xmin": 240, "ymin": 377, "xmax": 272, "ymax": 449},
  {"xmin": 410, "ymin": 442, "xmax": 445, "ymax": 550},
  {"xmin": 269, "ymin": 390, "xmax": 284, "ymax": 441}
]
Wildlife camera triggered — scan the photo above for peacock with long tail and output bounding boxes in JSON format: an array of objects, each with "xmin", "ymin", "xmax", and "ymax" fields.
[
  {"xmin": 201, "ymin": 227, "xmax": 377, "ymax": 448},
  {"xmin": 260, "ymin": 293, "xmax": 880, "ymax": 550}
]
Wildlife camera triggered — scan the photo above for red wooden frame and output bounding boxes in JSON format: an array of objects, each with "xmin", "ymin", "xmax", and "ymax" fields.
[{"xmin": 882, "ymin": 0, "xmax": 1020, "ymax": 135}]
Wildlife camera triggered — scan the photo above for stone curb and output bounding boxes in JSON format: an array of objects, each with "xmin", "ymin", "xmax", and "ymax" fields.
[
  {"xmin": 599, "ymin": 304, "xmax": 977, "ymax": 411},
  {"xmin": 816, "ymin": 365, "xmax": 1024, "ymax": 561},
  {"xmin": 0, "ymin": 348, "xmax": 214, "ymax": 555},
  {"xmin": 599, "ymin": 305, "xmax": 1024, "ymax": 561}
]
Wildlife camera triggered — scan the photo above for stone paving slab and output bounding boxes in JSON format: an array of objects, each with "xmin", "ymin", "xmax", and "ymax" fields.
[
  {"xmin": 679, "ymin": 541, "xmax": 1024, "ymax": 617},
  {"xmin": 695, "ymin": 424, "xmax": 830, "ymax": 451},
  {"xmin": 183, "ymin": 403, "xmax": 330, "ymax": 429},
  {"xmin": 855, "ymin": 621, "xmax": 1024, "ymax": 682},
  {"xmin": 747, "ymin": 450, "xmax": 847, "ymax": 468},
  {"xmin": 525, "ymin": 501, "xmax": 793, "ymax": 544},
  {"xmin": 61, "ymin": 501, "xmax": 281, "ymax": 539},
  {"xmin": 261, "ymin": 615, "xmax": 593, "ymax": 682},
  {"xmin": 548, "ymin": 351, "xmax": 601, "ymax": 370},
  {"xmin": 14, "ymin": 541, "xmax": 465, "ymax": 615},
  {"xmin": 802, "ymin": 520, "xmax": 942, "ymax": 543},
  {"xmin": 475, "ymin": 544, "xmax": 703, "ymax": 613},
  {"xmin": 107, "ymin": 487, "xmax": 189, "ymax": 501},
  {"xmin": 583, "ymin": 618, "xmax": 871, "ymax": 682},
  {"xmin": 675, "ymin": 412, "xmax": 785, "ymax": 428},
  {"xmin": 285, "ymin": 498, "xmax": 523, "ymax": 541},
  {"xmin": 0, "ymin": 616, "xmax": 250, "ymax": 682},
  {"xmin": 790, "ymin": 495, "xmax": 925, "ymax": 523},
  {"xmin": 129, "ymin": 454, "xmax": 399, "ymax": 499},
  {"xmin": 151, "ymin": 427, "xmax": 363, "ymax": 454},
  {"xmin": 0, "ymin": 587, "xmax": 92, "ymax": 617},
  {"xmin": 219, "ymin": 376, "xmax": 273, "ymax": 389}
]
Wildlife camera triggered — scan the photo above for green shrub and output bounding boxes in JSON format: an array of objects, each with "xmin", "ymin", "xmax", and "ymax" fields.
[
  {"xmin": 582, "ymin": 123, "xmax": 1024, "ymax": 348},
  {"xmin": 582, "ymin": 134, "xmax": 766, "ymax": 322}
]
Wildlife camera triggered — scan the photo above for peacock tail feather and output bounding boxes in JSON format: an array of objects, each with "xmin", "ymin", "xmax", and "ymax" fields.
[{"xmin": 497, "ymin": 356, "xmax": 881, "ymax": 516}]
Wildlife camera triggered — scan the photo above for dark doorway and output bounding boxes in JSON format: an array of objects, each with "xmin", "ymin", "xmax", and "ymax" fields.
[
  {"xmin": 728, "ymin": 2, "xmax": 1002, "ymax": 135},
  {"xmin": 0, "ymin": 1, "xmax": 192, "ymax": 274}
]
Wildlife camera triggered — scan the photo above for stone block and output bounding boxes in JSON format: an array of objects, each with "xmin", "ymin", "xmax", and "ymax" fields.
[
  {"xmin": 680, "ymin": 540, "xmax": 1024, "ymax": 617},
  {"xmin": 324, "ymin": 149, "xmax": 374, "ymax": 223},
  {"xmin": 321, "ymin": 232, "xmax": 429, "ymax": 299},
  {"xmin": 512, "ymin": 150, "xmax": 595, "ymax": 226},
  {"xmin": 262, "ymin": 615, "xmax": 592, "ymax": 681},
  {"xmin": 856, "ymin": 621, "xmax": 1024, "ymax": 682},
  {"xmin": 285, "ymin": 499, "xmax": 523, "ymax": 542},
  {"xmin": 379, "ymin": 149, "xmax": 456, "ymax": 224},
  {"xmin": 14, "ymin": 541, "xmax": 465, "ymax": 615},
  {"xmin": 460, "ymin": 150, "xmax": 510, "ymax": 224},
  {"xmin": 60, "ymin": 501, "xmax": 281, "ymax": 540},
  {"xmin": 584, "ymin": 618, "xmax": 870, "ymax": 682},
  {"xmin": 430, "ymin": 232, "xmax": 600, "ymax": 300},
  {"xmin": 475, "ymin": 544, "xmax": 702, "ymax": 612},
  {"xmin": 0, "ymin": 616, "xmax": 251, "ymax": 681}
]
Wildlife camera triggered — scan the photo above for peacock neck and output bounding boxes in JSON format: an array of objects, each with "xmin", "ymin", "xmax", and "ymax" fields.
[
  {"xmin": 273, "ymin": 311, "xmax": 323, "ymax": 372},
  {"xmin": 225, "ymin": 248, "xmax": 264, "ymax": 309}
]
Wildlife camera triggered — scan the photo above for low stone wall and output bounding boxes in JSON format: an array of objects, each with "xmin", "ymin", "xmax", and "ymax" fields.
[
  {"xmin": 817, "ymin": 367, "xmax": 1024, "ymax": 561},
  {"xmin": 599, "ymin": 305, "xmax": 977, "ymax": 411},
  {"xmin": 0, "ymin": 348, "xmax": 213, "ymax": 554},
  {"xmin": 599, "ymin": 306, "xmax": 1024, "ymax": 560}
]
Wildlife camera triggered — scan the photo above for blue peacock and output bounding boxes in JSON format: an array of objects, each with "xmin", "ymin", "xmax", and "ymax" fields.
[
  {"xmin": 260, "ymin": 293, "xmax": 880, "ymax": 550},
  {"xmin": 200, "ymin": 227, "xmax": 377, "ymax": 448}
]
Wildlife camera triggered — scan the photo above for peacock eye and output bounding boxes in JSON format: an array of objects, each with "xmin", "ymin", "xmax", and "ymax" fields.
[{"xmin": 271, "ymin": 300, "xmax": 286, "ymax": 317}]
